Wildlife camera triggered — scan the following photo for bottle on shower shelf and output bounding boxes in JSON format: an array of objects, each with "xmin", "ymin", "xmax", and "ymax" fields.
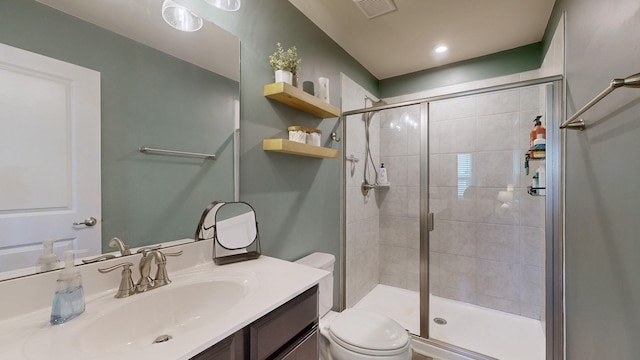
[
  {"xmin": 529, "ymin": 115, "xmax": 546, "ymax": 150},
  {"xmin": 378, "ymin": 163, "xmax": 389, "ymax": 185}
]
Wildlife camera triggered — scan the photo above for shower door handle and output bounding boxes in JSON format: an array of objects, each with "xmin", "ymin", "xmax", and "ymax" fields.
[{"xmin": 427, "ymin": 213, "xmax": 435, "ymax": 231}]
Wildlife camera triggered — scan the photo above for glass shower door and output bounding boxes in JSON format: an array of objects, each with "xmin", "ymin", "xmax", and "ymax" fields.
[{"xmin": 425, "ymin": 85, "xmax": 548, "ymax": 359}]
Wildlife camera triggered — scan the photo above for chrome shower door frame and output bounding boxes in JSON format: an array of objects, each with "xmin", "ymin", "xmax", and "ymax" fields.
[{"xmin": 341, "ymin": 75, "xmax": 564, "ymax": 360}]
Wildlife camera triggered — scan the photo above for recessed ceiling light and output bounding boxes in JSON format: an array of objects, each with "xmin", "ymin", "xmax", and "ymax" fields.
[{"xmin": 434, "ymin": 45, "xmax": 448, "ymax": 54}]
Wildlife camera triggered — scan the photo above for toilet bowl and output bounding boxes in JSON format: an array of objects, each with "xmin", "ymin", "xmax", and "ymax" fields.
[{"xmin": 295, "ymin": 253, "xmax": 412, "ymax": 360}]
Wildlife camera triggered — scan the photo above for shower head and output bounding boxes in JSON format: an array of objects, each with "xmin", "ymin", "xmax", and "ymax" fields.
[
  {"xmin": 372, "ymin": 98, "xmax": 387, "ymax": 106},
  {"xmin": 364, "ymin": 95, "xmax": 386, "ymax": 107}
]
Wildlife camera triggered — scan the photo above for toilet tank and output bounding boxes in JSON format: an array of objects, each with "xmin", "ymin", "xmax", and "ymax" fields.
[{"xmin": 295, "ymin": 252, "xmax": 335, "ymax": 317}]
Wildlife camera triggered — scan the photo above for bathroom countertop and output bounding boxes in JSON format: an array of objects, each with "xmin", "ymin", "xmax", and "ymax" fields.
[{"xmin": 0, "ymin": 254, "xmax": 327, "ymax": 360}]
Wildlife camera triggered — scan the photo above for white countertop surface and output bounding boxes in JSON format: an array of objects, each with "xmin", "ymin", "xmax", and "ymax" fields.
[{"xmin": 0, "ymin": 246, "xmax": 327, "ymax": 360}]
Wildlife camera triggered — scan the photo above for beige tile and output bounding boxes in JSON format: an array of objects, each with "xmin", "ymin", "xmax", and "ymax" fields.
[
  {"xmin": 476, "ymin": 259, "xmax": 521, "ymax": 301},
  {"xmin": 380, "ymin": 216, "xmax": 409, "ymax": 247},
  {"xmin": 381, "ymin": 126, "xmax": 408, "ymax": 156},
  {"xmin": 381, "ymin": 155, "xmax": 408, "ymax": 186},
  {"xmin": 440, "ymin": 117, "xmax": 477, "ymax": 154},
  {"xmin": 476, "ymin": 293, "xmax": 520, "ymax": 315},
  {"xmin": 476, "ymin": 112, "xmax": 520, "ymax": 152},
  {"xmin": 407, "ymin": 186, "xmax": 420, "ymax": 218},
  {"xmin": 476, "ymin": 89, "xmax": 519, "ymax": 116},
  {"xmin": 407, "ymin": 217, "xmax": 421, "ymax": 250},
  {"xmin": 429, "ymin": 96, "xmax": 476, "ymax": 122},
  {"xmin": 476, "ymin": 187, "xmax": 520, "ymax": 225},
  {"xmin": 476, "ymin": 223, "xmax": 520, "ymax": 262},
  {"xmin": 520, "ymin": 265, "xmax": 543, "ymax": 305},
  {"xmin": 408, "ymin": 155, "xmax": 421, "ymax": 187},
  {"xmin": 379, "ymin": 245, "xmax": 408, "ymax": 277},
  {"xmin": 520, "ymin": 226, "xmax": 545, "ymax": 267},
  {"xmin": 439, "ymin": 253, "xmax": 477, "ymax": 295},
  {"xmin": 475, "ymin": 150, "xmax": 520, "ymax": 188},
  {"xmin": 379, "ymin": 185, "xmax": 408, "ymax": 217}
]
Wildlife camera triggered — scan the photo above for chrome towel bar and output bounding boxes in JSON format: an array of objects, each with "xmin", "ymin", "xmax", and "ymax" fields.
[
  {"xmin": 561, "ymin": 72, "xmax": 640, "ymax": 130},
  {"xmin": 139, "ymin": 146, "xmax": 216, "ymax": 160}
]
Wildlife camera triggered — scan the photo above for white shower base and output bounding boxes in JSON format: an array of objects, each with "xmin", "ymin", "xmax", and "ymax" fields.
[{"xmin": 353, "ymin": 284, "xmax": 545, "ymax": 360}]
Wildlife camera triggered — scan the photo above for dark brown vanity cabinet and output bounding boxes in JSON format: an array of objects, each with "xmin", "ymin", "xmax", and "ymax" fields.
[{"xmin": 192, "ymin": 285, "xmax": 319, "ymax": 360}]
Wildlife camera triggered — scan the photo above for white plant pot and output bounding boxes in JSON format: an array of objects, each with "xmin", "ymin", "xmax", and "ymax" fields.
[{"xmin": 275, "ymin": 70, "xmax": 293, "ymax": 85}]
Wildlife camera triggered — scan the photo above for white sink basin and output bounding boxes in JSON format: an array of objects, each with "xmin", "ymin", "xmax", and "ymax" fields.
[{"xmin": 24, "ymin": 269, "xmax": 257, "ymax": 360}]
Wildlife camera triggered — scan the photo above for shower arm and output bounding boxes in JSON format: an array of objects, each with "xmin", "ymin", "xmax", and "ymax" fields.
[{"xmin": 560, "ymin": 72, "xmax": 640, "ymax": 130}]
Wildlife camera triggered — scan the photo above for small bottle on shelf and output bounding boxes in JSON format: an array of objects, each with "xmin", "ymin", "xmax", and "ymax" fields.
[
  {"xmin": 378, "ymin": 163, "xmax": 388, "ymax": 185},
  {"xmin": 529, "ymin": 115, "xmax": 546, "ymax": 149}
]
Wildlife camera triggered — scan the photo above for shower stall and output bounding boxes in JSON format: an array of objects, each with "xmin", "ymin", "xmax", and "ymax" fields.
[{"xmin": 341, "ymin": 75, "xmax": 563, "ymax": 360}]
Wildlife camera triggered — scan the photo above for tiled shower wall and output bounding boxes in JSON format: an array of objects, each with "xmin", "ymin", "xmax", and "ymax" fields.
[
  {"xmin": 427, "ymin": 86, "xmax": 546, "ymax": 319},
  {"xmin": 378, "ymin": 105, "xmax": 422, "ymax": 292},
  {"xmin": 342, "ymin": 75, "xmax": 380, "ymax": 308}
]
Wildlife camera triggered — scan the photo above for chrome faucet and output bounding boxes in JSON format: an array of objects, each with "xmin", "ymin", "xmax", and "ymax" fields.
[
  {"xmin": 135, "ymin": 248, "xmax": 183, "ymax": 293},
  {"xmin": 108, "ymin": 237, "xmax": 131, "ymax": 256},
  {"xmin": 82, "ymin": 237, "xmax": 131, "ymax": 264},
  {"xmin": 98, "ymin": 262, "xmax": 136, "ymax": 298},
  {"xmin": 98, "ymin": 247, "xmax": 182, "ymax": 298}
]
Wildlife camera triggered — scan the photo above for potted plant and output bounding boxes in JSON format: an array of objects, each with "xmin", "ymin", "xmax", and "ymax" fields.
[{"xmin": 269, "ymin": 42, "xmax": 301, "ymax": 85}]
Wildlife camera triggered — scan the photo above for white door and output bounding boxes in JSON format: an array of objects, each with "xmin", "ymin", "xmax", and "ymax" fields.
[{"xmin": 0, "ymin": 43, "xmax": 101, "ymax": 274}]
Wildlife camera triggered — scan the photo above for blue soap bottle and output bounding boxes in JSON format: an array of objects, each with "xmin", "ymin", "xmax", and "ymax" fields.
[{"xmin": 50, "ymin": 250, "xmax": 85, "ymax": 325}]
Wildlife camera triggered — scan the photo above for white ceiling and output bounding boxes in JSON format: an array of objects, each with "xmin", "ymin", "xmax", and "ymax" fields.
[
  {"xmin": 289, "ymin": 0, "xmax": 556, "ymax": 80},
  {"xmin": 36, "ymin": 0, "xmax": 240, "ymax": 81}
]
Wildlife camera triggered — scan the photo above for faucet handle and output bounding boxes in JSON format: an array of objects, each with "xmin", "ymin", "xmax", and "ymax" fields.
[
  {"xmin": 98, "ymin": 262, "xmax": 135, "ymax": 298},
  {"xmin": 82, "ymin": 254, "xmax": 116, "ymax": 264},
  {"xmin": 152, "ymin": 250, "xmax": 183, "ymax": 287},
  {"xmin": 164, "ymin": 250, "xmax": 183, "ymax": 257},
  {"xmin": 136, "ymin": 244, "xmax": 162, "ymax": 255}
]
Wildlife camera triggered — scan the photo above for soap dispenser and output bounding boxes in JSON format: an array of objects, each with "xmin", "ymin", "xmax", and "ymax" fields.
[
  {"xmin": 50, "ymin": 250, "xmax": 86, "ymax": 325},
  {"xmin": 37, "ymin": 239, "xmax": 59, "ymax": 272},
  {"xmin": 529, "ymin": 115, "xmax": 546, "ymax": 149}
]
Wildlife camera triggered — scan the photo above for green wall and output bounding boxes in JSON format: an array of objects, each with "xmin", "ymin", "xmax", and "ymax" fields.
[
  {"xmin": 0, "ymin": 0, "xmax": 237, "ymax": 251},
  {"xmin": 379, "ymin": 42, "xmax": 543, "ymax": 98},
  {"xmin": 177, "ymin": 0, "xmax": 379, "ymax": 308},
  {"xmin": 543, "ymin": 0, "xmax": 640, "ymax": 359}
]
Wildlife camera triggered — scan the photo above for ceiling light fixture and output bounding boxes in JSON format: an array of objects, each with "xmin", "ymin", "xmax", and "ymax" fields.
[
  {"xmin": 162, "ymin": 0, "xmax": 203, "ymax": 32},
  {"xmin": 205, "ymin": 0, "xmax": 241, "ymax": 11},
  {"xmin": 434, "ymin": 45, "xmax": 448, "ymax": 54}
]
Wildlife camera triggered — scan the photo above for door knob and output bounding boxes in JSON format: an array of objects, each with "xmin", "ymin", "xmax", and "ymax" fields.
[{"xmin": 73, "ymin": 217, "xmax": 97, "ymax": 227}]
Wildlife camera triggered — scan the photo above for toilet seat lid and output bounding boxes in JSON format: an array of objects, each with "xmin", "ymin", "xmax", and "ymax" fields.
[{"xmin": 328, "ymin": 309, "xmax": 410, "ymax": 355}]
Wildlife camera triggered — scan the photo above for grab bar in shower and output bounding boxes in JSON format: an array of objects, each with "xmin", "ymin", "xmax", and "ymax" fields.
[
  {"xmin": 560, "ymin": 72, "xmax": 640, "ymax": 130},
  {"xmin": 139, "ymin": 146, "xmax": 216, "ymax": 160}
]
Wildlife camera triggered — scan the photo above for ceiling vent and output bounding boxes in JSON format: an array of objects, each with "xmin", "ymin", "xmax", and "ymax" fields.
[{"xmin": 353, "ymin": 0, "xmax": 397, "ymax": 19}]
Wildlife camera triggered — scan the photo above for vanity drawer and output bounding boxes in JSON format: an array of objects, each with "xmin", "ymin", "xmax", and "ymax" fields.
[
  {"xmin": 191, "ymin": 328, "xmax": 246, "ymax": 360},
  {"xmin": 278, "ymin": 328, "xmax": 318, "ymax": 360},
  {"xmin": 249, "ymin": 285, "xmax": 318, "ymax": 360}
]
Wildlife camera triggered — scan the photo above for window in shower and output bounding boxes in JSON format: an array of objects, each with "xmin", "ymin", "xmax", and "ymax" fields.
[{"xmin": 456, "ymin": 153, "xmax": 472, "ymax": 198}]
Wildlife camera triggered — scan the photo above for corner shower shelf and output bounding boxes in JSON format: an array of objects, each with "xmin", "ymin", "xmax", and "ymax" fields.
[
  {"xmin": 264, "ymin": 82, "xmax": 340, "ymax": 118},
  {"xmin": 527, "ymin": 186, "xmax": 546, "ymax": 196},
  {"xmin": 262, "ymin": 139, "xmax": 339, "ymax": 159},
  {"xmin": 525, "ymin": 150, "xmax": 546, "ymax": 161}
]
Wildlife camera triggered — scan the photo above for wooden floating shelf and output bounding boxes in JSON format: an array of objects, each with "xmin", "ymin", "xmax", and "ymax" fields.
[
  {"xmin": 263, "ymin": 139, "xmax": 339, "ymax": 159},
  {"xmin": 264, "ymin": 82, "xmax": 340, "ymax": 118}
]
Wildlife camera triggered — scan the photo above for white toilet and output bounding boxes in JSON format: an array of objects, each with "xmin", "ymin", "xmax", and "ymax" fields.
[{"xmin": 296, "ymin": 253, "xmax": 413, "ymax": 360}]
